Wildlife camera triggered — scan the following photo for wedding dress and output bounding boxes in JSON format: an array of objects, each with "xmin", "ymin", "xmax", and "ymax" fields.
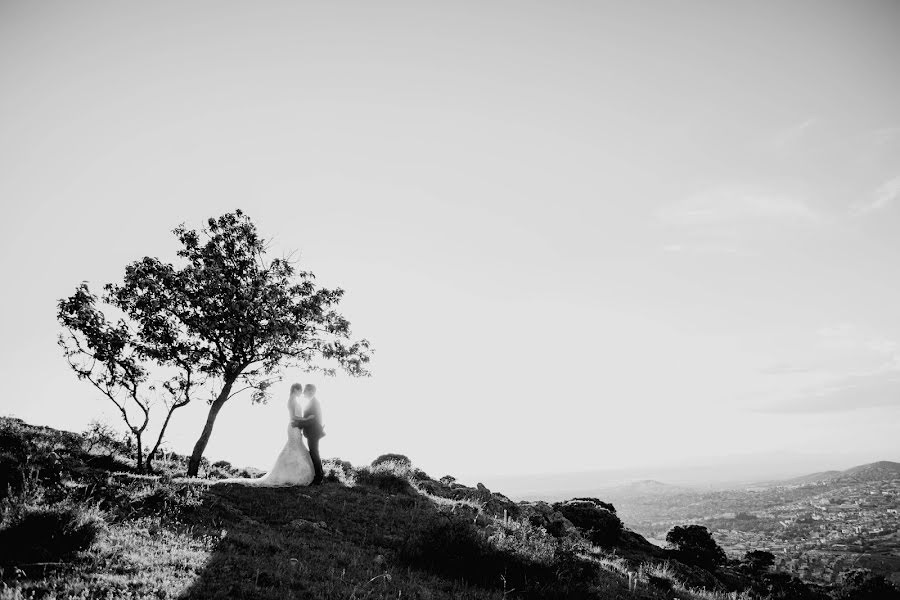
[{"xmin": 218, "ymin": 391, "xmax": 315, "ymax": 486}]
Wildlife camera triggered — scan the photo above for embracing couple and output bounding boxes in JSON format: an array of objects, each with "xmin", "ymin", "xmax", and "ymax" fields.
[{"xmin": 221, "ymin": 383, "xmax": 325, "ymax": 487}]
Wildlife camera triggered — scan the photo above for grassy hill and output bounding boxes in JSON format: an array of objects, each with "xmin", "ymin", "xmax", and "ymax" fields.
[{"xmin": 0, "ymin": 417, "xmax": 844, "ymax": 599}]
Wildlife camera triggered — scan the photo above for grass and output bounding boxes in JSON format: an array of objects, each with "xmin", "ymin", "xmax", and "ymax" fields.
[{"xmin": 0, "ymin": 416, "xmax": 816, "ymax": 600}]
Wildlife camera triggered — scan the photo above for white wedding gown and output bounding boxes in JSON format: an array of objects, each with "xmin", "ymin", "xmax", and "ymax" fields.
[{"xmin": 219, "ymin": 393, "xmax": 315, "ymax": 486}]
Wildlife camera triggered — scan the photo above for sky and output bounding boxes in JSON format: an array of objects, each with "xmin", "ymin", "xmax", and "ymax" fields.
[{"xmin": 1, "ymin": 1, "xmax": 899, "ymax": 491}]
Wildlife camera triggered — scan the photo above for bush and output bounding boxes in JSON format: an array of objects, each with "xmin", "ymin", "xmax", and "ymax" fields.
[
  {"xmin": 666, "ymin": 524, "xmax": 727, "ymax": 569},
  {"xmin": 746, "ymin": 571, "xmax": 821, "ymax": 600},
  {"xmin": 371, "ymin": 453, "xmax": 411, "ymax": 468},
  {"xmin": 833, "ymin": 569, "xmax": 900, "ymax": 600},
  {"xmin": 570, "ymin": 497, "xmax": 616, "ymax": 513},
  {"xmin": 0, "ymin": 423, "xmax": 33, "ymax": 501},
  {"xmin": 323, "ymin": 458, "xmax": 355, "ymax": 485},
  {"xmin": 82, "ymin": 421, "xmax": 122, "ymax": 455},
  {"xmin": 401, "ymin": 514, "xmax": 490, "ymax": 574},
  {"xmin": 355, "ymin": 468, "xmax": 415, "ymax": 495},
  {"xmin": 648, "ymin": 574, "xmax": 673, "ymax": 591},
  {"xmin": 400, "ymin": 512, "xmax": 600, "ymax": 598},
  {"xmin": 554, "ymin": 500, "xmax": 623, "ymax": 546},
  {"xmin": 0, "ymin": 451, "xmax": 25, "ymax": 500},
  {"xmin": 127, "ymin": 481, "xmax": 205, "ymax": 520},
  {"xmin": 742, "ymin": 549, "xmax": 775, "ymax": 573},
  {"xmin": 0, "ymin": 503, "xmax": 105, "ymax": 566}
]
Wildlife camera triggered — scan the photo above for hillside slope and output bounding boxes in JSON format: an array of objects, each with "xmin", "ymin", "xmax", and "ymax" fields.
[{"xmin": 0, "ymin": 417, "xmax": 836, "ymax": 600}]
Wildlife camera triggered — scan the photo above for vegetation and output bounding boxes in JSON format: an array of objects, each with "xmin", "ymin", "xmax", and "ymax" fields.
[
  {"xmin": 1, "ymin": 416, "xmax": 896, "ymax": 599},
  {"xmin": 554, "ymin": 498, "xmax": 624, "ymax": 547},
  {"xmin": 833, "ymin": 568, "xmax": 900, "ymax": 600},
  {"xmin": 57, "ymin": 210, "xmax": 372, "ymax": 476},
  {"xmin": 666, "ymin": 525, "xmax": 728, "ymax": 570},
  {"xmin": 371, "ymin": 453, "xmax": 411, "ymax": 468}
]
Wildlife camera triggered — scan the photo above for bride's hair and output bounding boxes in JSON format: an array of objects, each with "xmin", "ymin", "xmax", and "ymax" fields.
[
  {"xmin": 290, "ymin": 383, "xmax": 303, "ymax": 394},
  {"xmin": 303, "ymin": 384, "xmax": 316, "ymax": 397}
]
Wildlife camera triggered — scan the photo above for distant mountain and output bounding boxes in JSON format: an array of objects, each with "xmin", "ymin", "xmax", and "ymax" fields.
[
  {"xmin": 613, "ymin": 479, "xmax": 686, "ymax": 496},
  {"xmin": 837, "ymin": 460, "xmax": 900, "ymax": 481},
  {"xmin": 764, "ymin": 460, "xmax": 900, "ymax": 487},
  {"xmin": 772, "ymin": 470, "xmax": 842, "ymax": 486}
]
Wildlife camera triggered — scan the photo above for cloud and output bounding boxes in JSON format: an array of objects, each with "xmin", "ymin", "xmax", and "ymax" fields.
[
  {"xmin": 762, "ymin": 326, "xmax": 899, "ymax": 378},
  {"xmin": 850, "ymin": 175, "xmax": 900, "ymax": 216},
  {"xmin": 758, "ymin": 363, "xmax": 819, "ymax": 376},
  {"xmin": 772, "ymin": 118, "xmax": 817, "ymax": 150},
  {"xmin": 657, "ymin": 187, "xmax": 821, "ymax": 228},
  {"xmin": 656, "ymin": 186, "xmax": 823, "ymax": 255},
  {"xmin": 757, "ymin": 371, "xmax": 900, "ymax": 414},
  {"xmin": 661, "ymin": 241, "xmax": 745, "ymax": 256},
  {"xmin": 756, "ymin": 326, "xmax": 900, "ymax": 414}
]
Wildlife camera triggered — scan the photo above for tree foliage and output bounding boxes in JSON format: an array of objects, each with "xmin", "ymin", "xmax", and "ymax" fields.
[
  {"xmin": 743, "ymin": 550, "xmax": 775, "ymax": 572},
  {"xmin": 553, "ymin": 499, "xmax": 623, "ymax": 546},
  {"xmin": 57, "ymin": 284, "xmax": 194, "ymax": 472},
  {"xmin": 371, "ymin": 453, "xmax": 412, "ymax": 468},
  {"xmin": 833, "ymin": 569, "xmax": 900, "ymax": 600},
  {"xmin": 59, "ymin": 210, "xmax": 372, "ymax": 476},
  {"xmin": 665, "ymin": 524, "xmax": 727, "ymax": 569}
]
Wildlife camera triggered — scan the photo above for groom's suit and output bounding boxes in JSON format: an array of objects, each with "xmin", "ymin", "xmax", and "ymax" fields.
[{"xmin": 302, "ymin": 397, "xmax": 325, "ymax": 484}]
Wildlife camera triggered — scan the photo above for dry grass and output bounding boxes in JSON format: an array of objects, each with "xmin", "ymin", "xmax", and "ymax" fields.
[{"xmin": 0, "ymin": 417, "xmax": 773, "ymax": 600}]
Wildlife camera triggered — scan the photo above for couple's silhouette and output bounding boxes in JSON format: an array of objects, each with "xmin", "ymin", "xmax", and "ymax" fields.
[{"xmin": 221, "ymin": 383, "xmax": 324, "ymax": 486}]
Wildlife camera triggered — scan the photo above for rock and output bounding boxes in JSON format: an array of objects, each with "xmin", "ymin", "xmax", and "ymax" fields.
[{"xmin": 289, "ymin": 518, "xmax": 322, "ymax": 532}]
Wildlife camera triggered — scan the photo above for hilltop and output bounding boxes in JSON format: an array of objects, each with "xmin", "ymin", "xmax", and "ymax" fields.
[
  {"xmin": 1, "ymin": 417, "xmax": 892, "ymax": 600},
  {"xmin": 771, "ymin": 462, "xmax": 900, "ymax": 487}
]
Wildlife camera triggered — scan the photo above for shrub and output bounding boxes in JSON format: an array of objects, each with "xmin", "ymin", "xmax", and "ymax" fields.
[
  {"xmin": 126, "ymin": 481, "xmax": 205, "ymax": 520},
  {"xmin": 833, "ymin": 569, "xmax": 900, "ymax": 600},
  {"xmin": 323, "ymin": 458, "xmax": 355, "ymax": 485},
  {"xmin": 554, "ymin": 500, "xmax": 623, "ymax": 546},
  {"xmin": 648, "ymin": 574, "xmax": 673, "ymax": 591},
  {"xmin": 355, "ymin": 468, "xmax": 415, "ymax": 495},
  {"xmin": 401, "ymin": 513, "xmax": 490, "ymax": 574},
  {"xmin": 747, "ymin": 571, "xmax": 820, "ymax": 600},
  {"xmin": 371, "ymin": 453, "xmax": 411, "ymax": 468},
  {"xmin": 0, "ymin": 451, "xmax": 25, "ymax": 500},
  {"xmin": 488, "ymin": 518, "xmax": 556, "ymax": 565},
  {"xmin": 82, "ymin": 420, "xmax": 122, "ymax": 455},
  {"xmin": 400, "ymin": 513, "xmax": 599, "ymax": 598},
  {"xmin": 0, "ymin": 503, "xmax": 105, "ymax": 566},
  {"xmin": 570, "ymin": 497, "xmax": 616, "ymax": 513},
  {"xmin": 742, "ymin": 549, "xmax": 775, "ymax": 573},
  {"xmin": 665, "ymin": 524, "xmax": 727, "ymax": 569},
  {"xmin": 0, "ymin": 423, "xmax": 33, "ymax": 501}
]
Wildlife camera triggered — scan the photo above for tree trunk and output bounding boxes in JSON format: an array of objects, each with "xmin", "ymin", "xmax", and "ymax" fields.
[
  {"xmin": 135, "ymin": 431, "xmax": 143, "ymax": 473},
  {"xmin": 145, "ymin": 401, "xmax": 189, "ymax": 474},
  {"xmin": 187, "ymin": 379, "xmax": 234, "ymax": 477}
]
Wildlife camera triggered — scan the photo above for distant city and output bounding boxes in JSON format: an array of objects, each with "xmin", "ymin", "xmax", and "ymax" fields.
[{"xmin": 517, "ymin": 461, "xmax": 900, "ymax": 587}]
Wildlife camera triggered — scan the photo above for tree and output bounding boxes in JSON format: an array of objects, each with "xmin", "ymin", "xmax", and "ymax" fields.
[
  {"xmin": 834, "ymin": 569, "xmax": 900, "ymax": 600},
  {"xmin": 554, "ymin": 499, "xmax": 623, "ymax": 546},
  {"xmin": 74, "ymin": 210, "xmax": 372, "ymax": 476},
  {"xmin": 665, "ymin": 525, "xmax": 727, "ymax": 569},
  {"xmin": 58, "ymin": 285, "xmax": 198, "ymax": 472},
  {"xmin": 743, "ymin": 550, "xmax": 775, "ymax": 572}
]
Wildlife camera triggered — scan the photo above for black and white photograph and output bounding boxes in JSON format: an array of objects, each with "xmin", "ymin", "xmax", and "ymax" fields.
[{"xmin": 1, "ymin": 1, "xmax": 899, "ymax": 598}]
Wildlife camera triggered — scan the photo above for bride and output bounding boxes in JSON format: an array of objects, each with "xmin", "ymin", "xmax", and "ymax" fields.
[{"xmin": 218, "ymin": 383, "xmax": 315, "ymax": 486}]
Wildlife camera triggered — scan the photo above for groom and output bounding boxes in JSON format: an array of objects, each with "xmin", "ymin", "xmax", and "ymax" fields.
[{"xmin": 292, "ymin": 384, "xmax": 325, "ymax": 485}]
